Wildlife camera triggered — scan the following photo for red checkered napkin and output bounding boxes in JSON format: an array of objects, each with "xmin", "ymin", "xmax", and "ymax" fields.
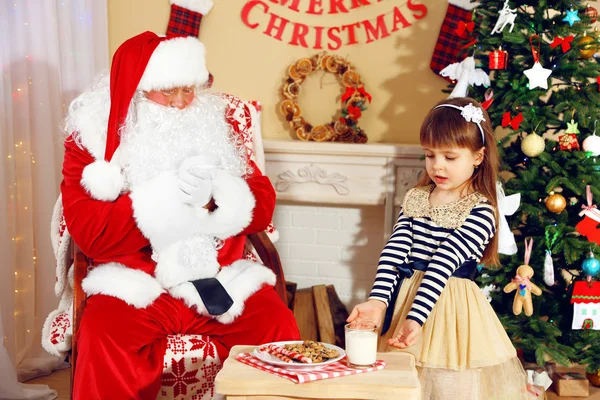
[{"xmin": 235, "ymin": 353, "xmax": 386, "ymax": 384}]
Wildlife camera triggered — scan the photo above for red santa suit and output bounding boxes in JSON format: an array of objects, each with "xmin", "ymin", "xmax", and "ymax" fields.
[{"xmin": 62, "ymin": 32, "xmax": 299, "ymax": 399}]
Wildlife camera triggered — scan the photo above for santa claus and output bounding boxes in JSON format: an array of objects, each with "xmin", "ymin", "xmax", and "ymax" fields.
[{"xmin": 61, "ymin": 31, "xmax": 299, "ymax": 399}]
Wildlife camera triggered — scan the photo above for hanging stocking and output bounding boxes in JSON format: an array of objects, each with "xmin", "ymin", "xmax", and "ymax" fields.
[
  {"xmin": 576, "ymin": 185, "xmax": 600, "ymax": 245},
  {"xmin": 430, "ymin": 0, "xmax": 479, "ymax": 79},
  {"xmin": 167, "ymin": 0, "xmax": 214, "ymax": 86}
]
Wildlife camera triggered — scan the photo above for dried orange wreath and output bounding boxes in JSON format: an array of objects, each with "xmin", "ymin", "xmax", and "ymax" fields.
[{"xmin": 279, "ymin": 53, "xmax": 371, "ymax": 143}]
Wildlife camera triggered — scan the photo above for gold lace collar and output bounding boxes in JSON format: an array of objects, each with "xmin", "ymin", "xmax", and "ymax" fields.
[{"xmin": 402, "ymin": 185, "xmax": 487, "ymax": 229}]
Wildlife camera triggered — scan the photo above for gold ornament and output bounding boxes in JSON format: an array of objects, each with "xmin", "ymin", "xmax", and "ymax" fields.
[
  {"xmin": 546, "ymin": 193, "xmax": 567, "ymax": 213},
  {"xmin": 577, "ymin": 35, "xmax": 598, "ymax": 59},
  {"xmin": 521, "ymin": 133, "xmax": 545, "ymax": 157}
]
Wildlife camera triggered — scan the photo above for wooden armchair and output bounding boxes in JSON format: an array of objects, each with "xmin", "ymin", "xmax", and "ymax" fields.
[{"xmin": 70, "ymin": 231, "xmax": 287, "ymax": 399}]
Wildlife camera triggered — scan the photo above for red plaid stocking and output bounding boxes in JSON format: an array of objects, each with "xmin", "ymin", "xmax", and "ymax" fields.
[
  {"xmin": 430, "ymin": 0, "xmax": 479, "ymax": 79},
  {"xmin": 167, "ymin": 0, "xmax": 214, "ymax": 86}
]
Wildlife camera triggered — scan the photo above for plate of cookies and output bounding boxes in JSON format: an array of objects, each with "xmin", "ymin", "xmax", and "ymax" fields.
[{"xmin": 253, "ymin": 340, "xmax": 345, "ymax": 370}]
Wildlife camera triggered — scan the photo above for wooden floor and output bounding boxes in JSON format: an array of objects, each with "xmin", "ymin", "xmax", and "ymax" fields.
[{"xmin": 27, "ymin": 367, "xmax": 70, "ymax": 400}]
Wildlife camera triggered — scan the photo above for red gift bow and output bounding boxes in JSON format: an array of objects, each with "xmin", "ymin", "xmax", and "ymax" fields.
[
  {"xmin": 550, "ymin": 35, "xmax": 574, "ymax": 53},
  {"xmin": 455, "ymin": 20, "xmax": 475, "ymax": 39},
  {"xmin": 341, "ymin": 86, "xmax": 372, "ymax": 104},
  {"xmin": 502, "ymin": 112, "xmax": 524, "ymax": 130},
  {"xmin": 482, "ymin": 89, "xmax": 494, "ymax": 110}
]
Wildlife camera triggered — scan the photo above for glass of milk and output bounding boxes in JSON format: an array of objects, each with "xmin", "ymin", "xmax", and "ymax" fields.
[{"xmin": 344, "ymin": 322, "xmax": 378, "ymax": 368}]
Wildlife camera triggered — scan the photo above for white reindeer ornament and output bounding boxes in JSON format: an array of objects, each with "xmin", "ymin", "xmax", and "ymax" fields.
[
  {"xmin": 440, "ymin": 56, "xmax": 491, "ymax": 98},
  {"xmin": 491, "ymin": 0, "xmax": 517, "ymax": 35}
]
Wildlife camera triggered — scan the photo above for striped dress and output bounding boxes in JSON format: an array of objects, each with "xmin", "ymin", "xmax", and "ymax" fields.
[{"xmin": 368, "ymin": 185, "xmax": 496, "ymax": 326}]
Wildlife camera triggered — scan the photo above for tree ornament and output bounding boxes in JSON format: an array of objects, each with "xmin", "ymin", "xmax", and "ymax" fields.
[
  {"xmin": 585, "ymin": 5, "xmax": 598, "ymax": 23},
  {"xmin": 524, "ymin": 35, "xmax": 552, "ymax": 90},
  {"xmin": 544, "ymin": 226, "xmax": 561, "ymax": 286},
  {"xmin": 576, "ymin": 185, "xmax": 600, "ymax": 244},
  {"xmin": 577, "ymin": 35, "xmax": 598, "ymax": 59},
  {"xmin": 563, "ymin": 8, "xmax": 582, "ymax": 27},
  {"xmin": 571, "ymin": 281, "xmax": 600, "ymax": 330},
  {"xmin": 583, "ymin": 134, "xmax": 600, "ymax": 155},
  {"xmin": 521, "ymin": 132, "xmax": 545, "ymax": 157},
  {"xmin": 504, "ymin": 238, "xmax": 543, "ymax": 316},
  {"xmin": 502, "ymin": 111, "xmax": 523, "ymax": 130},
  {"xmin": 440, "ymin": 56, "xmax": 491, "ymax": 98},
  {"xmin": 546, "ymin": 192, "xmax": 567, "ymax": 213},
  {"xmin": 582, "ymin": 252, "xmax": 600, "ymax": 279},
  {"xmin": 489, "ymin": 47, "xmax": 509, "ymax": 70},
  {"xmin": 491, "ymin": 0, "xmax": 517, "ymax": 35},
  {"xmin": 497, "ymin": 181, "xmax": 521, "ymax": 255},
  {"xmin": 550, "ymin": 35, "xmax": 574, "ymax": 53}
]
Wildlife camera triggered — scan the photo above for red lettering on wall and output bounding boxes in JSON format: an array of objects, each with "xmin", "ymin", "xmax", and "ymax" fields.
[
  {"xmin": 341, "ymin": 22, "xmax": 361, "ymax": 45},
  {"xmin": 241, "ymin": 0, "xmax": 268, "ymax": 29},
  {"xmin": 407, "ymin": 0, "xmax": 428, "ymax": 20},
  {"xmin": 289, "ymin": 22, "xmax": 310, "ymax": 47},
  {"xmin": 362, "ymin": 13, "xmax": 390, "ymax": 43},
  {"xmin": 314, "ymin": 26, "xmax": 325, "ymax": 49},
  {"xmin": 327, "ymin": 27, "xmax": 342, "ymax": 50},
  {"xmin": 329, "ymin": 0, "xmax": 348, "ymax": 14},
  {"xmin": 264, "ymin": 13, "xmax": 289, "ymax": 41},
  {"xmin": 307, "ymin": 0, "xmax": 324, "ymax": 15},
  {"xmin": 391, "ymin": 7, "xmax": 411, "ymax": 32}
]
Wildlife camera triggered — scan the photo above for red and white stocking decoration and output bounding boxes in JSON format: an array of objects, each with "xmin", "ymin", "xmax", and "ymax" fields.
[
  {"xmin": 576, "ymin": 185, "xmax": 600, "ymax": 245},
  {"xmin": 430, "ymin": 0, "xmax": 479, "ymax": 79}
]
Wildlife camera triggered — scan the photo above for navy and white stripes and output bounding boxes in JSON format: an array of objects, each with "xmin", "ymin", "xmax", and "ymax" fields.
[{"xmin": 369, "ymin": 203, "xmax": 496, "ymax": 326}]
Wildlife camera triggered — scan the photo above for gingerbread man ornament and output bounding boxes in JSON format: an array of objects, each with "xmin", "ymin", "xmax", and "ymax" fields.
[{"xmin": 503, "ymin": 238, "xmax": 543, "ymax": 316}]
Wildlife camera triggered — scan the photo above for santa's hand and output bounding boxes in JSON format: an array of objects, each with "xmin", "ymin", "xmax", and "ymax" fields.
[{"xmin": 177, "ymin": 155, "xmax": 219, "ymax": 206}]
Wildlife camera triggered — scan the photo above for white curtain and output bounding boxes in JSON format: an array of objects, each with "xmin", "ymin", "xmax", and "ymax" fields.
[{"xmin": 0, "ymin": 0, "xmax": 109, "ymax": 393}]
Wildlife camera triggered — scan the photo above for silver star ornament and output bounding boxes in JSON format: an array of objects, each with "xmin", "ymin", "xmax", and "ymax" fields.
[{"xmin": 523, "ymin": 62, "xmax": 552, "ymax": 90}]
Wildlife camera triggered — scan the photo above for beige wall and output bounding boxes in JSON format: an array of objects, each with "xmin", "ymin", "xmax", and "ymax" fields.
[{"xmin": 108, "ymin": 0, "xmax": 449, "ymax": 144}]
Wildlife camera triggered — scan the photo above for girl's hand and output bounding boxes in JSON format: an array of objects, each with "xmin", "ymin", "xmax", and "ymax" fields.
[
  {"xmin": 387, "ymin": 319, "xmax": 421, "ymax": 349},
  {"xmin": 346, "ymin": 299, "xmax": 386, "ymax": 327}
]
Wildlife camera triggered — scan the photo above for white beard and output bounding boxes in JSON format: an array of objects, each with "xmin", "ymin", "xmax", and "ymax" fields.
[{"xmin": 119, "ymin": 92, "xmax": 248, "ymax": 188}]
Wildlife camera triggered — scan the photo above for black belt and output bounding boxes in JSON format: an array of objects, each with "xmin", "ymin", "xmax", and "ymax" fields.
[
  {"xmin": 191, "ymin": 278, "xmax": 234, "ymax": 316},
  {"xmin": 380, "ymin": 260, "xmax": 479, "ymax": 335}
]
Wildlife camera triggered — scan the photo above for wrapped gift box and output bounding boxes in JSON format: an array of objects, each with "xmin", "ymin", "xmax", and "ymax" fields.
[{"xmin": 554, "ymin": 372, "xmax": 589, "ymax": 397}]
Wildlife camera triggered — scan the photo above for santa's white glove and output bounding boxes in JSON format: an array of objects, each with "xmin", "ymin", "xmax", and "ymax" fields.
[{"xmin": 177, "ymin": 155, "xmax": 218, "ymax": 206}]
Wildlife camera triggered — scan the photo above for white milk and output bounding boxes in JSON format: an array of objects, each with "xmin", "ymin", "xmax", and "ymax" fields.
[{"xmin": 345, "ymin": 329, "xmax": 378, "ymax": 366}]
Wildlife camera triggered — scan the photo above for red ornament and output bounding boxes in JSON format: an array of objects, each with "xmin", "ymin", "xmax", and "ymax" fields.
[
  {"xmin": 489, "ymin": 48, "xmax": 509, "ymax": 70},
  {"xmin": 585, "ymin": 5, "xmax": 598, "ymax": 23},
  {"xmin": 559, "ymin": 133, "xmax": 580, "ymax": 150},
  {"xmin": 576, "ymin": 185, "xmax": 600, "ymax": 245},
  {"xmin": 501, "ymin": 111, "xmax": 523, "ymax": 130}
]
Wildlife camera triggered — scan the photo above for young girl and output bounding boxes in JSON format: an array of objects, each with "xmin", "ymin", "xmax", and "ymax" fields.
[{"xmin": 347, "ymin": 98, "xmax": 530, "ymax": 399}]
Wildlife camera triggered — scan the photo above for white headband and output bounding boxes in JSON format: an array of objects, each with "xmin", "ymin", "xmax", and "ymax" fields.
[{"xmin": 433, "ymin": 103, "xmax": 486, "ymax": 145}]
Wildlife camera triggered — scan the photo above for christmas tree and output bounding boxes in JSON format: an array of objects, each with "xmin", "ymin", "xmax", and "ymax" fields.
[{"xmin": 449, "ymin": 0, "xmax": 600, "ymax": 371}]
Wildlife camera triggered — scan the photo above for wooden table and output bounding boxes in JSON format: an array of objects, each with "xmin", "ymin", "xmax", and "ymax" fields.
[{"xmin": 215, "ymin": 345, "xmax": 421, "ymax": 400}]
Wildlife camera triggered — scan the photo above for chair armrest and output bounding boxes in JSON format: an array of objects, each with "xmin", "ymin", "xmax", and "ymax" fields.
[{"xmin": 247, "ymin": 232, "xmax": 287, "ymax": 305}]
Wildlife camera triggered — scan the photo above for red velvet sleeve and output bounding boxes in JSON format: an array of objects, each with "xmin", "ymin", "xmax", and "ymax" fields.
[
  {"xmin": 237, "ymin": 159, "xmax": 276, "ymax": 236},
  {"xmin": 60, "ymin": 137, "xmax": 150, "ymax": 258}
]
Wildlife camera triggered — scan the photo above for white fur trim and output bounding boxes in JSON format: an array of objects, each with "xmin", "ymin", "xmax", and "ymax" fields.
[
  {"xmin": 138, "ymin": 37, "xmax": 209, "ymax": 91},
  {"xmin": 81, "ymin": 160, "xmax": 125, "ymax": 201},
  {"xmin": 51, "ymin": 195, "xmax": 71, "ymax": 297},
  {"xmin": 130, "ymin": 171, "xmax": 203, "ymax": 249},
  {"xmin": 81, "ymin": 263, "xmax": 165, "ymax": 308},
  {"xmin": 448, "ymin": 0, "xmax": 479, "ymax": 10},
  {"xmin": 196, "ymin": 169, "xmax": 256, "ymax": 239},
  {"xmin": 169, "ymin": 260, "xmax": 275, "ymax": 324},
  {"xmin": 171, "ymin": 0, "xmax": 213, "ymax": 15},
  {"xmin": 154, "ymin": 236, "xmax": 220, "ymax": 288}
]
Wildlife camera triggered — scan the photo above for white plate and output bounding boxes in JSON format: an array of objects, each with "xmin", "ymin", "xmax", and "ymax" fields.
[{"xmin": 253, "ymin": 341, "xmax": 346, "ymax": 370}]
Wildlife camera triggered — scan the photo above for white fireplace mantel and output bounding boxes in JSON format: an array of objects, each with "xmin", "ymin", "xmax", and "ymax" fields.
[{"xmin": 263, "ymin": 139, "xmax": 424, "ymax": 238}]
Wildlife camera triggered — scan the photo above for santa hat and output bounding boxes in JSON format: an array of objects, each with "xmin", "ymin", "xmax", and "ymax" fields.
[{"xmin": 80, "ymin": 31, "xmax": 209, "ymax": 201}]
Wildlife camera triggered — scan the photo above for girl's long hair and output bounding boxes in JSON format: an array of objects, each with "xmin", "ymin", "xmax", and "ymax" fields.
[{"xmin": 416, "ymin": 97, "xmax": 500, "ymax": 267}]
